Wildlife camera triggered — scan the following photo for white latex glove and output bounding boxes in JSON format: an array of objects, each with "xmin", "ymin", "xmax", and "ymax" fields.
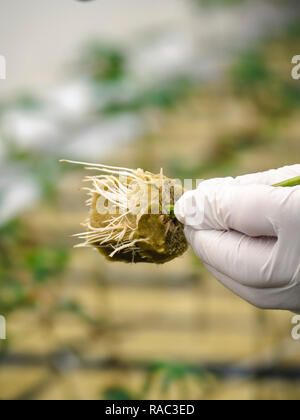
[{"xmin": 175, "ymin": 165, "xmax": 300, "ymax": 312}]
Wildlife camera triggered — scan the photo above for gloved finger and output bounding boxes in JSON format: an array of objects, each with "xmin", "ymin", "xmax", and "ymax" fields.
[
  {"xmin": 184, "ymin": 227, "xmax": 283, "ymax": 288},
  {"xmin": 233, "ymin": 164, "xmax": 300, "ymax": 186},
  {"xmin": 193, "ymin": 165, "xmax": 300, "ymax": 189},
  {"xmin": 192, "ymin": 165, "xmax": 300, "ymax": 192},
  {"xmin": 205, "ymin": 264, "xmax": 300, "ymax": 313},
  {"xmin": 176, "ymin": 182, "xmax": 298, "ymax": 237}
]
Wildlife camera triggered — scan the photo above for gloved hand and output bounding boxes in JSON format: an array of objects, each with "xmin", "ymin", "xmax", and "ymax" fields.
[{"xmin": 175, "ymin": 165, "xmax": 300, "ymax": 312}]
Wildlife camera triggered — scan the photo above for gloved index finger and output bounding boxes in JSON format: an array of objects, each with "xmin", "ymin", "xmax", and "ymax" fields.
[
  {"xmin": 234, "ymin": 164, "xmax": 300, "ymax": 186},
  {"xmin": 175, "ymin": 180, "xmax": 298, "ymax": 237}
]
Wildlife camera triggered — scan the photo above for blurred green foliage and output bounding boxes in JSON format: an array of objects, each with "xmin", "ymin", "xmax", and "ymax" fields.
[
  {"xmin": 79, "ymin": 42, "xmax": 126, "ymax": 82},
  {"xmin": 0, "ymin": 219, "xmax": 69, "ymax": 314},
  {"xmin": 231, "ymin": 51, "xmax": 271, "ymax": 89},
  {"xmin": 25, "ymin": 247, "xmax": 69, "ymax": 284},
  {"xmin": 103, "ymin": 78, "xmax": 192, "ymax": 115},
  {"xmin": 231, "ymin": 50, "xmax": 300, "ymax": 116},
  {"xmin": 102, "ymin": 361, "xmax": 211, "ymax": 400},
  {"xmin": 77, "ymin": 41, "xmax": 192, "ymax": 115},
  {"xmin": 103, "ymin": 387, "xmax": 133, "ymax": 400},
  {"xmin": 141, "ymin": 361, "xmax": 210, "ymax": 398}
]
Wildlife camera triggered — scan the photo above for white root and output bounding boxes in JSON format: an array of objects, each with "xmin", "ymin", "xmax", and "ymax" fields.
[
  {"xmin": 109, "ymin": 238, "xmax": 149, "ymax": 258},
  {"xmin": 62, "ymin": 160, "xmax": 154, "ymax": 257},
  {"xmin": 60, "ymin": 159, "xmax": 138, "ymax": 174}
]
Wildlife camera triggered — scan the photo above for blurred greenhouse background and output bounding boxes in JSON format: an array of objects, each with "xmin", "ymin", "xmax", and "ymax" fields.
[{"xmin": 0, "ymin": 0, "xmax": 300, "ymax": 400}]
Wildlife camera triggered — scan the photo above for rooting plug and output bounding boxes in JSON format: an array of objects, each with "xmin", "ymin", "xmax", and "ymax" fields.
[{"xmin": 61, "ymin": 160, "xmax": 188, "ymax": 264}]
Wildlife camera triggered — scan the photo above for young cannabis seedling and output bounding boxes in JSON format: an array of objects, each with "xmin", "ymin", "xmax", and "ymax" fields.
[{"xmin": 61, "ymin": 160, "xmax": 188, "ymax": 264}]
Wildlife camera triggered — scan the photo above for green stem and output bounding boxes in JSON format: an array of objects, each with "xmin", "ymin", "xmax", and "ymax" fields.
[
  {"xmin": 273, "ymin": 176, "xmax": 300, "ymax": 188},
  {"xmin": 165, "ymin": 205, "xmax": 176, "ymax": 219}
]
